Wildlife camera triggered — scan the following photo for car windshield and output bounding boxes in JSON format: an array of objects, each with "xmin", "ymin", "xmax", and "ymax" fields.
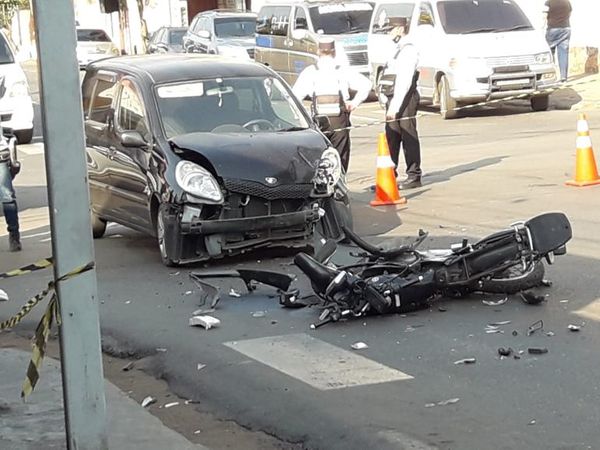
[
  {"xmin": 0, "ymin": 35, "xmax": 14, "ymax": 64},
  {"xmin": 309, "ymin": 3, "xmax": 374, "ymax": 34},
  {"xmin": 77, "ymin": 29, "xmax": 111, "ymax": 42},
  {"xmin": 214, "ymin": 18, "xmax": 256, "ymax": 38},
  {"xmin": 169, "ymin": 29, "xmax": 186, "ymax": 45},
  {"xmin": 372, "ymin": 3, "xmax": 415, "ymax": 34},
  {"xmin": 156, "ymin": 76, "xmax": 310, "ymax": 137},
  {"xmin": 437, "ymin": 0, "xmax": 532, "ymax": 34}
]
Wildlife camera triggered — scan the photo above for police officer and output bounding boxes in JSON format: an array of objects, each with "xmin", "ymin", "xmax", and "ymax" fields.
[
  {"xmin": 384, "ymin": 18, "xmax": 422, "ymax": 189},
  {"xmin": 0, "ymin": 127, "xmax": 21, "ymax": 252},
  {"xmin": 293, "ymin": 38, "xmax": 371, "ymax": 172}
]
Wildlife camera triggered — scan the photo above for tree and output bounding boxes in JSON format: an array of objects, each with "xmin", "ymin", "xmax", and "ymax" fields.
[
  {"xmin": 0, "ymin": 0, "xmax": 28, "ymax": 30},
  {"xmin": 135, "ymin": 0, "xmax": 148, "ymax": 53}
]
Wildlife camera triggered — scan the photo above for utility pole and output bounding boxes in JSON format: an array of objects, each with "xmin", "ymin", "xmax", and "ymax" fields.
[{"xmin": 31, "ymin": 1, "xmax": 107, "ymax": 449}]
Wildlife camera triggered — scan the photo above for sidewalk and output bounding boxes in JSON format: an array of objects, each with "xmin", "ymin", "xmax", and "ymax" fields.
[{"xmin": 0, "ymin": 348, "xmax": 208, "ymax": 450}]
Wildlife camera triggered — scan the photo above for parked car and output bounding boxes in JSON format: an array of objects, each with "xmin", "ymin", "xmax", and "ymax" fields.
[
  {"xmin": 183, "ymin": 10, "xmax": 257, "ymax": 59},
  {"xmin": 81, "ymin": 54, "xmax": 351, "ymax": 266},
  {"xmin": 255, "ymin": 1, "xmax": 374, "ymax": 85},
  {"xmin": 373, "ymin": 0, "xmax": 558, "ymax": 118},
  {"xmin": 0, "ymin": 31, "xmax": 34, "ymax": 144},
  {"xmin": 76, "ymin": 28, "xmax": 120, "ymax": 69},
  {"xmin": 147, "ymin": 27, "xmax": 187, "ymax": 53}
]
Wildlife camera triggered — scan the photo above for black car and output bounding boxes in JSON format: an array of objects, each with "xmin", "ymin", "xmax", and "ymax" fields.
[
  {"xmin": 147, "ymin": 26, "xmax": 187, "ymax": 53},
  {"xmin": 82, "ymin": 54, "xmax": 351, "ymax": 265}
]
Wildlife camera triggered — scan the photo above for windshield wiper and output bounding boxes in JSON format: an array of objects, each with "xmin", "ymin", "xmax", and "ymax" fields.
[
  {"xmin": 280, "ymin": 126, "xmax": 308, "ymax": 132},
  {"xmin": 493, "ymin": 25, "xmax": 533, "ymax": 32},
  {"xmin": 460, "ymin": 27, "xmax": 497, "ymax": 34}
]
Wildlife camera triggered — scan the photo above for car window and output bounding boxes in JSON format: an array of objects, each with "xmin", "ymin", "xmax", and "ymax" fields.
[
  {"xmin": 436, "ymin": 0, "xmax": 532, "ymax": 34},
  {"xmin": 117, "ymin": 81, "xmax": 150, "ymax": 140},
  {"xmin": 257, "ymin": 7, "xmax": 290, "ymax": 37},
  {"xmin": 87, "ymin": 77, "xmax": 117, "ymax": 123},
  {"xmin": 294, "ymin": 7, "xmax": 308, "ymax": 30},
  {"xmin": 77, "ymin": 29, "xmax": 111, "ymax": 42},
  {"xmin": 196, "ymin": 17, "xmax": 209, "ymax": 33},
  {"xmin": 156, "ymin": 76, "xmax": 309, "ymax": 137},
  {"xmin": 169, "ymin": 29, "xmax": 186, "ymax": 44},
  {"xmin": 257, "ymin": 7, "xmax": 275, "ymax": 35},
  {"xmin": 308, "ymin": 3, "xmax": 373, "ymax": 34},
  {"xmin": 0, "ymin": 33, "xmax": 14, "ymax": 64},
  {"xmin": 417, "ymin": 2, "xmax": 435, "ymax": 26},
  {"xmin": 372, "ymin": 3, "xmax": 415, "ymax": 34},
  {"xmin": 189, "ymin": 16, "xmax": 200, "ymax": 33},
  {"xmin": 214, "ymin": 18, "xmax": 256, "ymax": 38}
]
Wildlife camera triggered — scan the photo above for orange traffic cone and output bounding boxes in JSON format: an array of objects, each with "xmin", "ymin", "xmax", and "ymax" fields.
[
  {"xmin": 566, "ymin": 113, "xmax": 600, "ymax": 187},
  {"xmin": 370, "ymin": 133, "xmax": 407, "ymax": 206}
]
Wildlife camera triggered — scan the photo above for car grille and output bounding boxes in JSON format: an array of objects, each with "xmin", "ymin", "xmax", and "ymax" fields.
[
  {"xmin": 247, "ymin": 48, "xmax": 255, "ymax": 59},
  {"xmin": 485, "ymin": 55, "xmax": 536, "ymax": 67},
  {"xmin": 223, "ymin": 179, "xmax": 313, "ymax": 201},
  {"xmin": 0, "ymin": 114, "xmax": 11, "ymax": 122},
  {"xmin": 347, "ymin": 51, "xmax": 368, "ymax": 66}
]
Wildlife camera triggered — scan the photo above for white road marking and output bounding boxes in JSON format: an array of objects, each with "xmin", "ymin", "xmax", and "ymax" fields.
[
  {"xmin": 18, "ymin": 143, "xmax": 44, "ymax": 156},
  {"xmin": 224, "ymin": 333, "xmax": 413, "ymax": 390},
  {"xmin": 22, "ymin": 231, "xmax": 50, "ymax": 239}
]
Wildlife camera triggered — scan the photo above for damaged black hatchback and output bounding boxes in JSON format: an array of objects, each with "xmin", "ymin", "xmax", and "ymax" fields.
[{"xmin": 82, "ymin": 54, "xmax": 351, "ymax": 265}]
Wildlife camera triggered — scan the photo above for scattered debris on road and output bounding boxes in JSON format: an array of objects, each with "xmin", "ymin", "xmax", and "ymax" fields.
[
  {"xmin": 426, "ymin": 398, "xmax": 460, "ymax": 408},
  {"xmin": 252, "ymin": 311, "xmax": 266, "ymax": 318},
  {"xmin": 169, "ymin": 271, "xmax": 180, "ymax": 277},
  {"xmin": 229, "ymin": 288, "xmax": 242, "ymax": 298},
  {"xmin": 164, "ymin": 402, "xmax": 179, "ymax": 409},
  {"xmin": 192, "ymin": 307, "xmax": 215, "ymax": 315},
  {"xmin": 541, "ymin": 279, "xmax": 553, "ymax": 287},
  {"xmin": 141, "ymin": 396, "xmax": 156, "ymax": 408},
  {"xmin": 528, "ymin": 347, "xmax": 548, "ymax": 355},
  {"xmin": 528, "ymin": 419, "xmax": 537, "ymax": 426},
  {"xmin": 498, "ymin": 347, "xmax": 513, "ymax": 357},
  {"xmin": 519, "ymin": 291, "xmax": 545, "ymax": 305},
  {"xmin": 0, "ymin": 289, "xmax": 8, "ymax": 302},
  {"xmin": 351, "ymin": 342, "xmax": 369, "ymax": 350},
  {"xmin": 189, "ymin": 315, "xmax": 221, "ymax": 329},
  {"xmin": 483, "ymin": 297, "xmax": 508, "ymax": 306},
  {"xmin": 568, "ymin": 324, "xmax": 582, "ymax": 332},
  {"xmin": 189, "ymin": 275, "xmax": 221, "ymax": 309},
  {"xmin": 559, "ymin": 299, "xmax": 569, "ymax": 304},
  {"xmin": 156, "ymin": 348, "xmax": 167, "ymax": 353},
  {"xmin": 546, "ymin": 331, "xmax": 555, "ymax": 336},
  {"xmin": 527, "ymin": 320, "xmax": 544, "ymax": 336},
  {"xmin": 184, "ymin": 291, "xmax": 193, "ymax": 296},
  {"xmin": 454, "ymin": 358, "xmax": 476, "ymax": 365},
  {"xmin": 512, "ymin": 330, "xmax": 518, "ymax": 336},
  {"xmin": 122, "ymin": 361, "xmax": 135, "ymax": 372},
  {"xmin": 489, "ymin": 320, "xmax": 511, "ymax": 326},
  {"xmin": 438, "ymin": 306, "xmax": 447, "ymax": 312},
  {"xmin": 197, "ymin": 363, "xmax": 206, "ymax": 371}
]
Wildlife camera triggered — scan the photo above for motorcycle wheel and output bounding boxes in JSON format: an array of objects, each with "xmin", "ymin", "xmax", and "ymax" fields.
[{"xmin": 478, "ymin": 261, "xmax": 545, "ymax": 294}]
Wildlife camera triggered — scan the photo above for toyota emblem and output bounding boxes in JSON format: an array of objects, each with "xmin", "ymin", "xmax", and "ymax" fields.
[{"xmin": 265, "ymin": 177, "xmax": 278, "ymax": 185}]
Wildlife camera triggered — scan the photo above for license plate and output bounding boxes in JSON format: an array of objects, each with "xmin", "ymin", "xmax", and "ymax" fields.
[{"xmin": 496, "ymin": 78, "xmax": 531, "ymax": 87}]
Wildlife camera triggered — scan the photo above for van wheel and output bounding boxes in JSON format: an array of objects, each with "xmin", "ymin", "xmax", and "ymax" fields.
[
  {"xmin": 439, "ymin": 76, "xmax": 458, "ymax": 120},
  {"xmin": 91, "ymin": 213, "xmax": 107, "ymax": 239},
  {"xmin": 156, "ymin": 204, "xmax": 177, "ymax": 267},
  {"xmin": 530, "ymin": 94, "xmax": 549, "ymax": 112}
]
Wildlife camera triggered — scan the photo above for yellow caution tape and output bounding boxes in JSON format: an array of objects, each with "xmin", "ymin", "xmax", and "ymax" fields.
[{"xmin": 0, "ymin": 260, "xmax": 94, "ymax": 398}]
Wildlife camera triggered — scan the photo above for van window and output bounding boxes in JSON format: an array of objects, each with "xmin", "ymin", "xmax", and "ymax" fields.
[
  {"xmin": 294, "ymin": 7, "xmax": 308, "ymax": 30},
  {"xmin": 257, "ymin": 7, "xmax": 275, "ymax": 34},
  {"xmin": 309, "ymin": 2, "xmax": 373, "ymax": 35},
  {"xmin": 88, "ymin": 77, "xmax": 117, "ymax": 123},
  {"xmin": 417, "ymin": 3, "xmax": 435, "ymax": 26},
  {"xmin": 0, "ymin": 33, "xmax": 14, "ymax": 64},
  {"xmin": 257, "ymin": 6, "xmax": 291, "ymax": 36},
  {"xmin": 372, "ymin": 3, "xmax": 415, "ymax": 34},
  {"xmin": 437, "ymin": 0, "xmax": 532, "ymax": 34}
]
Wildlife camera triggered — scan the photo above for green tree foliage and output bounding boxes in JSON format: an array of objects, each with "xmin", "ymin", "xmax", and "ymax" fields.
[{"xmin": 0, "ymin": 0, "xmax": 28, "ymax": 29}]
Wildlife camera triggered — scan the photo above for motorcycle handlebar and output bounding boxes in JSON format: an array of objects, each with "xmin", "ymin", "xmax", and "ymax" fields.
[
  {"xmin": 342, "ymin": 226, "xmax": 411, "ymax": 258},
  {"xmin": 294, "ymin": 252, "xmax": 339, "ymax": 294}
]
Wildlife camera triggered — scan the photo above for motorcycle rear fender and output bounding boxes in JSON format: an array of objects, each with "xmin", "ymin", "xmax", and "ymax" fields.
[{"xmin": 526, "ymin": 212, "xmax": 572, "ymax": 255}]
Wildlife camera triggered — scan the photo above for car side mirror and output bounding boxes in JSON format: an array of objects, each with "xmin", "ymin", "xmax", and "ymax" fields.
[
  {"xmin": 120, "ymin": 131, "xmax": 148, "ymax": 148},
  {"xmin": 198, "ymin": 30, "xmax": 211, "ymax": 39},
  {"xmin": 314, "ymin": 115, "xmax": 330, "ymax": 130},
  {"xmin": 292, "ymin": 28, "xmax": 308, "ymax": 40}
]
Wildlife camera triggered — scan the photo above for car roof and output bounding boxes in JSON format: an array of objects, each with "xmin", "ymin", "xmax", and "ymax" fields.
[
  {"xmin": 89, "ymin": 54, "xmax": 273, "ymax": 85},
  {"xmin": 196, "ymin": 9, "xmax": 257, "ymax": 18},
  {"xmin": 261, "ymin": 0, "xmax": 373, "ymax": 7}
]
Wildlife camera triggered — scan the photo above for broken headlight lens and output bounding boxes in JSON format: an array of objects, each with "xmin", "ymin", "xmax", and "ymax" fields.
[
  {"xmin": 175, "ymin": 160, "xmax": 223, "ymax": 203},
  {"xmin": 319, "ymin": 147, "xmax": 342, "ymax": 184}
]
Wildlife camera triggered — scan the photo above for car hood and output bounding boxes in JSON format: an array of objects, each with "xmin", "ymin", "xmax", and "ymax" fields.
[
  {"xmin": 216, "ymin": 37, "xmax": 255, "ymax": 48},
  {"xmin": 169, "ymin": 129, "xmax": 329, "ymax": 184},
  {"xmin": 440, "ymin": 30, "xmax": 547, "ymax": 58}
]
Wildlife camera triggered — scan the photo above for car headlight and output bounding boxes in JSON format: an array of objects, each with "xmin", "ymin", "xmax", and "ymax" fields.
[
  {"xmin": 217, "ymin": 45, "xmax": 250, "ymax": 59},
  {"xmin": 535, "ymin": 52, "xmax": 552, "ymax": 64},
  {"xmin": 175, "ymin": 160, "xmax": 223, "ymax": 202},
  {"xmin": 8, "ymin": 80, "xmax": 28, "ymax": 98},
  {"xmin": 317, "ymin": 147, "xmax": 342, "ymax": 185}
]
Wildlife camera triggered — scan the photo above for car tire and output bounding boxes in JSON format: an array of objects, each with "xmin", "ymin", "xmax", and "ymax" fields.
[
  {"xmin": 530, "ymin": 94, "xmax": 549, "ymax": 112},
  {"xmin": 156, "ymin": 204, "xmax": 177, "ymax": 267},
  {"xmin": 15, "ymin": 128, "xmax": 33, "ymax": 144},
  {"xmin": 91, "ymin": 213, "xmax": 107, "ymax": 239},
  {"xmin": 439, "ymin": 75, "xmax": 458, "ymax": 120}
]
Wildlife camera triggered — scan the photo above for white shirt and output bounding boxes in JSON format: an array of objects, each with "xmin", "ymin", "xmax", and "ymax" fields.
[
  {"xmin": 292, "ymin": 56, "xmax": 371, "ymax": 109},
  {"xmin": 386, "ymin": 39, "xmax": 419, "ymax": 116}
]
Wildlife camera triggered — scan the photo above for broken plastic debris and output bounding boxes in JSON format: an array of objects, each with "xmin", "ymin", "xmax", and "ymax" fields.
[
  {"xmin": 528, "ymin": 347, "xmax": 548, "ymax": 355},
  {"xmin": 169, "ymin": 271, "xmax": 180, "ymax": 277},
  {"xmin": 559, "ymin": 299, "xmax": 569, "ymax": 303},
  {"xmin": 454, "ymin": 358, "xmax": 476, "ymax": 365},
  {"xmin": 498, "ymin": 347, "xmax": 513, "ymax": 357},
  {"xmin": 192, "ymin": 308, "xmax": 215, "ymax": 315},
  {"xmin": 438, "ymin": 306, "xmax": 447, "ymax": 312},
  {"xmin": 541, "ymin": 279, "xmax": 553, "ymax": 287},
  {"xmin": 528, "ymin": 419, "xmax": 537, "ymax": 426},
  {"xmin": 184, "ymin": 290, "xmax": 193, "ymax": 296},
  {"xmin": 141, "ymin": 396, "xmax": 156, "ymax": 408},
  {"xmin": 229, "ymin": 288, "xmax": 242, "ymax": 298},
  {"xmin": 519, "ymin": 291, "xmax": 545, "ymax": 305},
  {"xmin": 437, "ymin": 398, "xmax": 460, "ymax": 406},
  {"xmin": 122, "ymin": 361, "xmax": 135, "ymax": 372},
  {"xmin": 527, "ymin": 319, "xmax": 544, "ymax": 336},
  {"xmin": 189, "ymin": 315, "xmax": 221, "ymax": 329},
  {"xmin": 546, "ymin": 331, "xmax": 555, "ymax": 336},
  {"xmin": 194, "ymin": 430, "xmax": 202, "ymax": 435},
  {"xmin": 567, "ymin": 324, "xmax": 582, "ymax": 332},
  {"xmin": 0, "ymin": 289, "xmax": 8, "ymax": 302},
  {"xmin": 351, "ymin": 342, "xmax": 368, "ymax": 350},
  {"xmin": 197, "ymin": 363, "xmax": 206, "ymax": 371},
  {"xmin": 489, "ymin": 320, "xmax": 511, "ymax": 326},
  {"xmin": 252, "ymin": 311, "xmax": 266, "ymax": 318},
  {"xmin": 164, "ymin": 402, "xmax": 179, "ymax": 409},
  {"xmin": 125, "ymin": 300, "xmax": 131, "ymax": 304},
  {"xmin": 482, "ymin": 297, "xmax": 508, "ymax": 306},
  {"xmin": 156, "ymin": 348, "xmax": 167, "ymax": 352}
]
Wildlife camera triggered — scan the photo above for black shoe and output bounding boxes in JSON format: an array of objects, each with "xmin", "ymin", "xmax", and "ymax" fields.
[
  {"xmin": 8, "ymin": 232, "xmax": 21, "ymax": 252},
  {"xmin": 400, "ymin": 178, "xmax": 422, "ymax": 190}
]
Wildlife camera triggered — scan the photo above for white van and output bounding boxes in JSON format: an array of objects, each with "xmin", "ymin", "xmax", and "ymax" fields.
[{"xmin": 368, "ymin": 0, "xmax": 558, "ymax": 118}]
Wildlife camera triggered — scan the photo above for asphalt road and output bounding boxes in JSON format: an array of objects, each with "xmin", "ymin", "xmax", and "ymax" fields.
[{"xmin": 2, "ymin": 93, "xmax": 600, "ymax": 449}]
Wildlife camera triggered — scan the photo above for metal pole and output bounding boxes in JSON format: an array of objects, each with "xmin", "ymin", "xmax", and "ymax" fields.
[{"xmin": 30, "ymin": 1, "xmax": 107, "ymax": 449}]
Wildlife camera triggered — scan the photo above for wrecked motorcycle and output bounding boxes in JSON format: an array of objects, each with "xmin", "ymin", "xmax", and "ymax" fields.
[{"xmin": 294, "ymin": 212, "xmax": 572, "ymax": 328}]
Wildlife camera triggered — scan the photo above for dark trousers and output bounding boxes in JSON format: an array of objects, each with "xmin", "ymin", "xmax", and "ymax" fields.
[
  {"xmin": 385, "ymin": 90, "xmax": 421, "ymax": 179},
  {"xmin": 0, "ymin": 160, "xmax": 19, "ymax": 234},
  {"xmin": 323, "ymin": 112, "xmax": 351, "ymax": 172}
]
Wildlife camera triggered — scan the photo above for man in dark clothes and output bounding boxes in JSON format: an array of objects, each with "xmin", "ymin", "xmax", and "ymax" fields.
[{"xmin": 545, "ymin": 0, "xmax": 572, "ymax": 82}]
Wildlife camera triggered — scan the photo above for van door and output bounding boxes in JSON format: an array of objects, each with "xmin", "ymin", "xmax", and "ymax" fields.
[
  {"xmin": 288, "ymin": 6, "xmax": 316, "ymax": 84},
  {"xmin": 256, "ymin": 6, "xmax": 292, "ymax": 82},
  {"xmin": 413, "ymin": 1, "xmax": 437, "ymax": 100}
]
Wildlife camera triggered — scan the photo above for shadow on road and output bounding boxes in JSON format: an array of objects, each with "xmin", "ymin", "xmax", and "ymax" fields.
[{"xmin": 424, "ymin": 156, "xmax": 508, "ymax": 186}]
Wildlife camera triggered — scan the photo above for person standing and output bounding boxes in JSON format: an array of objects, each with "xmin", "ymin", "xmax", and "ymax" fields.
[
  {"xmin": 0, "ymin": 129, "xmax": 21, "ymax": 252},
  {"xmin": 545, "ymin": 0, "xmax": 572, "ymax": 82},
  {"xmin": 384, "ymin": 19, "xmax": 422, "ymax": 189},
  {"xmin": 293, "ymin": 38, "xmax": 371, "ymax": 172}
]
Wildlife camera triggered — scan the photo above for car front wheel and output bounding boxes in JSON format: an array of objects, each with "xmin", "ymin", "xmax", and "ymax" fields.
[
  {"xmin": 439, "ymin": 75, "xmax": 458, "ymax": 120},
  {"xmin": 156, "ymin": 204, "xmax": 177, "ymax": 267},
  {"xmin": 530, "ymin": 94, "xmax": 550, "ymax": 112}
]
